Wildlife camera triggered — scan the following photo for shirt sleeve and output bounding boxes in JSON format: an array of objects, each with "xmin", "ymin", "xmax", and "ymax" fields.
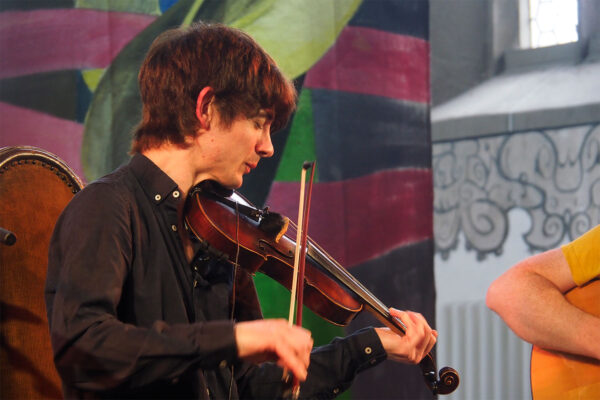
[
  {"xmin": 235, "ymin": 327, "xmax": 387, "ymax": 399},
  {"xmin": 45, "ymin": 182, "xmax": 238, "ymax": 392},
  {"xmin": 561, "ymin": 224, "xmax": 600, "ymax": 286}
]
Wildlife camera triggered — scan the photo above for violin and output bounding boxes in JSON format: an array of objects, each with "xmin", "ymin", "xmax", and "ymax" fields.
[{"xmin": 184, "ymin": 180, "xmax": 459, "ymax": 395}]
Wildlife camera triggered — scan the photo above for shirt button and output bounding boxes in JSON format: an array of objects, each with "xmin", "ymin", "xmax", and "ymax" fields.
[
  {"xmin": 194, "ymin": 265, "xmax": 199, "ymax": 272},
  {"xmin": 219, "ymin": 360, "xmax": 227, "ymax": 368},
  {"xmin": 333, "ymin": 388, "xmax": 340, "ymax": 394},
  {"xmin": 154, "ymin": 194, "xmax": 161, "ymax": 201},
  {"xmin": 171, "ymin": 224, "xmax": 178, "ymax": 232},
  {"xmin": 173, "ymin": 190, "xmax": 180, "ymax": 198},
  {"xmin": 364, "ymin": 347, "xmax": 372, "ymax": 355},
  {"xmin": 193, "ymin": 280, "xmax": 198, "ymax": 288}
]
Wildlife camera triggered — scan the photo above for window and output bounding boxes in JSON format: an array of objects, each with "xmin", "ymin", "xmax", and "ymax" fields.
[{"xmin": 520, "ymin": 0, "xmax": 579, "ymax": 48}]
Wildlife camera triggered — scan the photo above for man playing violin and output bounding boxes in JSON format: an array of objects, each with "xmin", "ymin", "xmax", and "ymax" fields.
[{"xmin": 45, "ymin": 22, "xmax": 437, "ymax": 399}]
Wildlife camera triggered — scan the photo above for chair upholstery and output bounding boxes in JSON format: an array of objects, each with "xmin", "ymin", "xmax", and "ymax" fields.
[{"xmin": 0, "ymin": 146, "xmax": 84, "ymax": 399}]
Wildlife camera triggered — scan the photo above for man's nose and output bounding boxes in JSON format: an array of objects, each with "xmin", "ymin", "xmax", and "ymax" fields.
[{"xmin": 257, "ymin": 130, "xmax": 274, "ymax": 158}]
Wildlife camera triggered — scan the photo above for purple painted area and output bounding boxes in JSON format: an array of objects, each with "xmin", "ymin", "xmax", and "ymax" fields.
[
  {"xmin": 305, "ymin": 26, "xmax": 430, "ymax": 103},
  {"xmin": 266, "ymin": 169, "xmax": 432, "ymax": 268},
  {"xmin": 0, "ymin": 9, "xmax": 155, "ymax": 79},
  {"xmin": 0, "ymin": 102, "xmax": 84, "ymax": 179}
]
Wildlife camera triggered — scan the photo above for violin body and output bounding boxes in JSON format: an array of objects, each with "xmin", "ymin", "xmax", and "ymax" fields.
[{"xmin": 184, "ymin": 185, "xmax": 363, "ymax": 326}]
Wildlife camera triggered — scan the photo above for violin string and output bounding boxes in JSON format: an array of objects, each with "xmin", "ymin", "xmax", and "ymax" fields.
[
  {"xmin": 227, "ymin": 185, "xmax": 404, "ymax": 332},
  {"xmin": 285, "ymin": 218, "xmax": 403, "ymax": 329},
  {"xmin": 227, "ymin": 188, "xmax": 393, "ymax": 321},
  {"xmin": 286, "ymin": 218, "xmax": 369, "ymax": 295},
  {"xmin": 291, "ymin": 228, "xmax": 436, "ymax": 381}
]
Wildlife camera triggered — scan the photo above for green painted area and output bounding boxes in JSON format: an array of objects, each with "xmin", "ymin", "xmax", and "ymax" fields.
[
  {"xmin": 75, "ymin": 0, "xmax": 162, "ymax": 15},
  {"xmin": 275, "ymin": 89, "xmax": 318, "ymax": 182},
  {"xmin": 229, "ymin": 0, "xmax": 362, "ymax": 79},
  {"xmin": 181, "ymin": 0, "xmax": 205, "ymax": 27}
]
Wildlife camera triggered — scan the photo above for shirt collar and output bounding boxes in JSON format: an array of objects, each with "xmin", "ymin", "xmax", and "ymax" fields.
[{"xmin": 130, "ymin": 153, "xmax": 180, "ymax": 205}]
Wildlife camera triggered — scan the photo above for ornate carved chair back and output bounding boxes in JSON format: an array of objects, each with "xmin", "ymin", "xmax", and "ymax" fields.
[{"xmin": 0, "ymin": 146, "xmax": 84, "ymax": 399}]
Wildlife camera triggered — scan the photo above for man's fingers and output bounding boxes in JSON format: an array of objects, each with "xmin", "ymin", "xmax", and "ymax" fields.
[
  {"xmin": 273, "ymin": 326, "xmax": 313, "ymax": 381},
  {"xmin": 381, "ymin": 308, "xmax": 437, "ymax": 364},
  {"xmin": 235, "ymin": 320, "xmax": 313, "ymax": 381},
  {"xmin": 407, "ymin": 311, "xmax": 436, "ymax": 360},
  {"xmin": 426, "ymin": 330, "xmax": 438, "ymax": 354},
  {"xmin": 274, "ymin": 338, "xmax": 310, "ymax": 381}
]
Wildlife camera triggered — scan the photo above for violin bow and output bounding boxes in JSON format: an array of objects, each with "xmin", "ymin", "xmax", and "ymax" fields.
[{"xmin": 285, "ymin": 161, "xmax": 316, "ymax": 399}]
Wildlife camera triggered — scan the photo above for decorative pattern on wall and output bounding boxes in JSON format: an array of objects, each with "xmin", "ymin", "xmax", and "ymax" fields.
[{"xmin": 433, "ymin": 123, "xmax": 600, "ymax": 260}]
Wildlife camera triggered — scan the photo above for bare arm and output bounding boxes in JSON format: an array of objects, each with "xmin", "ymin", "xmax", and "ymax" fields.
[{"xmin": 486, "ymin": 248, "xmax": 600, "ymax": 360}]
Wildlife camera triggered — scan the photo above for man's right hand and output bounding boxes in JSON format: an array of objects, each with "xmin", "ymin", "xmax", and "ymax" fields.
[{"xmin": 234, "ymin": 319, "xmax": 313, "ymax": 381}]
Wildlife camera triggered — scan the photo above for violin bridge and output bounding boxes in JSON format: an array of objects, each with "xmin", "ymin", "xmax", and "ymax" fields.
[{"xmin": 275, "ymin": 217, "xmax": 289, "ymax": 243}]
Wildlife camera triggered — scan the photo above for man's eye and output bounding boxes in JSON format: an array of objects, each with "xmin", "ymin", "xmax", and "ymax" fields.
[{"xmin": 254, "ymin": 121, "xmax": 263, "ymax": 129}]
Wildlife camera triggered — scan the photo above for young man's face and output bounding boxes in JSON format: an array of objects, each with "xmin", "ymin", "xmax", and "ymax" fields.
[{"xmin": 200, "ymin": 109, "xmax": 274, "ymax": 189}]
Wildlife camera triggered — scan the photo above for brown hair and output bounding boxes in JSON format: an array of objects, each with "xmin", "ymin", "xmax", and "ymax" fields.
[{"xmin": 131, "ymin": 22, "xmax": 297, "ymax": 153}]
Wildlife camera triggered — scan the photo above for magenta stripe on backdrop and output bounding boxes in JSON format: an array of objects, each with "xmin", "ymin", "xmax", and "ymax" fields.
[
  {"xmin": 0, "ymin": 9, "xmax": 155, "ymax": 79},
  {"xmin": 0, "ymin": 102, "xmax": 84, "ymax": 178},
  {"xmin": 304, "ymin": 26, "xmax": 430, "ymax": 103}
]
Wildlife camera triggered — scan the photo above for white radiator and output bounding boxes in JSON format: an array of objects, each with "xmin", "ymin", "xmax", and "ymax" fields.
[{"xmin": 436, "ymin": 300, "xmax": 532, "ymax": 400}]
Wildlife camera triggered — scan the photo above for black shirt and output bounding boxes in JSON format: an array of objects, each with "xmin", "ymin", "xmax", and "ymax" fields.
[{"xmin": 45, "ymin": 154, "xmax": 386, "ymax": 399}]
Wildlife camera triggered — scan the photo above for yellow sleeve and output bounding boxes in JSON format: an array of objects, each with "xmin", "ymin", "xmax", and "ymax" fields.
[{"xmin": 561, "ymin": 224, "xmax": 600, "ymax": 286}]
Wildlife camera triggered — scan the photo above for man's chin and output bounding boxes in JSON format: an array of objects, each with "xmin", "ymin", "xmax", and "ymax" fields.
[{"xmin": 221, "ymin": 178, "xmax": 243, "ymax": 190}]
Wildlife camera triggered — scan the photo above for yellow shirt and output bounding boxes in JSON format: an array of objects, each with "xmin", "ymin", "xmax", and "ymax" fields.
[{"xmin": 561, "ymin": 224, "xmax": 600, "ymax": 286}]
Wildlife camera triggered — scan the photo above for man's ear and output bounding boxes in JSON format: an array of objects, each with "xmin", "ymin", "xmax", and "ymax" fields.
[{"xmin": 196, "ymin": 87, "xmax": 215, "ymax": 130}]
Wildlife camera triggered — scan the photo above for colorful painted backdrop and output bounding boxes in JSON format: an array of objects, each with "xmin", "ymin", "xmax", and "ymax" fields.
[{"xmin": 0, "ymin": 1, "xmax": 433, "ymax": 398}]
